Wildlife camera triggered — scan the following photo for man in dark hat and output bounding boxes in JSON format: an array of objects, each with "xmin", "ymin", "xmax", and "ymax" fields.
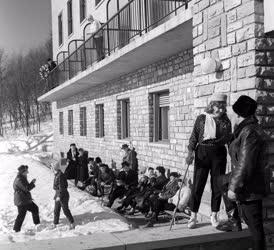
[
  {"xmin": 13, "ymin": 165, "xmax": 40, "ymax": 232},
  {"xmin": 121, "ymin": 144, "xmax": 138, "ymax": 173},
  {"xmin": 218, "ymin": 95, "xmax": 267, "ymax": 250},
  {"xmin": 107, "ymin": 161, "xmax": 138, "ymax": 208}
]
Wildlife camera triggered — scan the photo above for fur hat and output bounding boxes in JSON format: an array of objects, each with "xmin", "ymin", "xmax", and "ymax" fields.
[
  {"xmin": 210, "ymin": 93, "xmax": 227, "ymax": 103},
  {"xmin": 18, "ymin": 165, "xmax": 28, "ymax": 174},
  {"xmin": 121, "ymin": 144, "xmax": 129, "ymax": 149},
  {"xmin": 232, "ymin": 95, "xmax": 257, "ymax": 118}
]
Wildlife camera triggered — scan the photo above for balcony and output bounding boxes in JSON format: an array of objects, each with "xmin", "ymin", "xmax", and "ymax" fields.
[{"xmin": 38, "ymin": 0, "xmax": 193, "ymax": 102}]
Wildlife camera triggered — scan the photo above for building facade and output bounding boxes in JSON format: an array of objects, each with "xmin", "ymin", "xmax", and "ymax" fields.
[{"xmin": 40, "ymin": 0, "xmax": 274, "ymax": 220}]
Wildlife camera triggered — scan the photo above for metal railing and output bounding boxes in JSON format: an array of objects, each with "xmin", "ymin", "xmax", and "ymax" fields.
[{"xmin": 42, "ymin": 0, "xmax": 189, "ymax": 94}]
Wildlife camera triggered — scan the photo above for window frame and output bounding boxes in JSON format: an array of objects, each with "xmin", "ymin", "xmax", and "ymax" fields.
[
  {"xmin": 58, "ymin": 12, "xmax": 63, "ymax": 46},
  {"xmin": 80, "ymin": 107, "xmax": 87, "ymax": 136},
  {"xmin": 79, "ymin": 0, "xmax": 86, "ymax": 23},
  {"xmin": 67, "ymin": 0, "xmax": 73, "ymax": 36},
  {"xmin": 68, "ymin": 110, "xmax": 74, "ymax": 135},
  {"xmin": 59, "ymin": 111, "xmax": 64, "ymax": 135},
  {"xmin": 151, "ymin": 91, "xmax": 170, "ymax": 142},
  {"xmin": 119, "ymin": 99, "xmax": 130, "ymax": 139},
  {"xmin": 96, "ymin": 104, "xmax": 104, "ymax": 138}
]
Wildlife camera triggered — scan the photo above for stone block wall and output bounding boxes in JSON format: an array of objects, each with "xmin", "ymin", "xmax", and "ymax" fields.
[
  {"xmin": 52, "ymin": 49, "xmax": 194, "ymax": 174},
  {"xmin": 192, "ymin": 0, "xmax": 274, "ymax": 221}
]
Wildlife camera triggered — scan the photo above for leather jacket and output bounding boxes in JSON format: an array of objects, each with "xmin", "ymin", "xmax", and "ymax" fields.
[{"xmin": 228, "ymin": 116, "xmax": 268, "ymax": 201}]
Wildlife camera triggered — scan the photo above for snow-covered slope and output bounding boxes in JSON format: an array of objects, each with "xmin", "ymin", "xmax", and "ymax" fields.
[{"xmin": 0, "ymin": 127, "xmax": 129, "ymax": 244}]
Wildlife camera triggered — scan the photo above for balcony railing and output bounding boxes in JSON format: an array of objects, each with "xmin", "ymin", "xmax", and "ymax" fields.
[{"xmin": 42, "ymin": 0, "xmax": 190, "ymax": 94}]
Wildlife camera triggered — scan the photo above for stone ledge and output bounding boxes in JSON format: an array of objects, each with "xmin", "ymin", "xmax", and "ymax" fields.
[{"xmin": 0, "ymin": 223, "xmax": 253, "ymax": 250}]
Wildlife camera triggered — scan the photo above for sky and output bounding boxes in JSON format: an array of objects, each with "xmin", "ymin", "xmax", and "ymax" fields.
[{"xmin": 0, "ymin": 0, "xmax": 51, "ymax": 54}]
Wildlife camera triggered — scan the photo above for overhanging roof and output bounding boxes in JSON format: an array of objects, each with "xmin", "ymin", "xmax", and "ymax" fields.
[{"xmin": 38, "ymin": 8, "xmax": 193, "ymax": 102}]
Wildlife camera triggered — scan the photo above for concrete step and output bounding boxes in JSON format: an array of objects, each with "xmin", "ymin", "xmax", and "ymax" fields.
[{"xmin": 0, "ymin": 224, "xmax": 253, "ymax": 250}]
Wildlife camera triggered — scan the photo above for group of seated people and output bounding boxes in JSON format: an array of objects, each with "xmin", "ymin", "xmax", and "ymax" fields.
[{"xmin": 64, "ymin": 144, "xmax": 191, "ymax": 228}]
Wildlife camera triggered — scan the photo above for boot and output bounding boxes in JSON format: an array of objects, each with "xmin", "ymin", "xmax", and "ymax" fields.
[
  {"xmin": 69, "ymin": 223, "xmax": 75, "ymax": 230},
  {"xmin": 142, "ymin": 220, "xmax": 154, "ymax": 228},
  {"xmin": 217, "ymin": 209, "xmax": 242, "ymax": 232}
]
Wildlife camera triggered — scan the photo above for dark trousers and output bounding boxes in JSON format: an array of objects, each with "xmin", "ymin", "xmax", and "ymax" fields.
[
  {"xmin": 240, "ymin": 200, "xmax": 266, "ymax": 250},
  {"xmin": 189, "ymin": 145, "xmax": 227, "ymax": 213},
  {"xmin": 54, "ymin": 194, "xmax": 74, "ymax": 225},
  {"xmin": 13, "ymin": 202, "xmax": 40, "ymax": 232},
  {"xmin": 150, "ymin": 196, "xmax": 176, "ymax": 220},
  {"xmin": 94, "ymin": 36, "xmax": 104, "ymax": 61},
  {"xmin": 108, "ymin": 186, "xmax": 127, "ymax": 208}
]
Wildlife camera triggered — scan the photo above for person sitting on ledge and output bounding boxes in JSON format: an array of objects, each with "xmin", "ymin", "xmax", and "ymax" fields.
[
  {"xmin": 143, "ymin": 172, "xmax": 180, "ymax": 228},
  {"xmin": 96, "ymin": 164, "xmax": 114, "ymax": 197},
  {"xmin": 107, "ymin": 161, "xmax": 138, "ymax": 208}
]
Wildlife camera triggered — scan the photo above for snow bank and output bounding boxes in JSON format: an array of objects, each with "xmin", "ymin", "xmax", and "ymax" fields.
[{"xmin": 0, "ymin": 131, "xmax": 129, "ymax": 244}]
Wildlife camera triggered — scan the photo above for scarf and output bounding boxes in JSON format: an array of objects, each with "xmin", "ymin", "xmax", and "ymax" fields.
[{"xmin": 203, "ymin": 112, "xmax": 216, "ymax": 140}]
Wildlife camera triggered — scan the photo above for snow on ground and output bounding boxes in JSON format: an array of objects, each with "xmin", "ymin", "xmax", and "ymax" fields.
[{"xmin": 0, "ymin": 125, "xmax": 129, "ymax": 244}]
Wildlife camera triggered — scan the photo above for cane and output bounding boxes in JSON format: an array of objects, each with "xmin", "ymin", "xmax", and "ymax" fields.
[{"xmin": 169, "ymin": 164, "xmax": 190, "ymax": 231}]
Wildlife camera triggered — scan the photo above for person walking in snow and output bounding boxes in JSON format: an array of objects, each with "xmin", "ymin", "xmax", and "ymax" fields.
[
  {"xmin": 13, "ymin": 165, "xmax": 40, "ymax": 232},
  {"xmin": 52, "ymin": 161, "xmax": 75, "ymax": 230}
]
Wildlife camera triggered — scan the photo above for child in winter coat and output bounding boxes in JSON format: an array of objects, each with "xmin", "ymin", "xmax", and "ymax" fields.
[
  {"xmin": 52, "ymin": 161, "xmax": 75, "ymax": 230},
  {"xmin": 13, "ymin": 165, "xmax": 40, "ymax": 232}
]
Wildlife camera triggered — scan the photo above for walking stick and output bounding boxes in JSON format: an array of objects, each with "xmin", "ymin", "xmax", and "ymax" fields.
[{"xmin": 169, "ymin": 164, "xmax": 190, "ymax": 231}]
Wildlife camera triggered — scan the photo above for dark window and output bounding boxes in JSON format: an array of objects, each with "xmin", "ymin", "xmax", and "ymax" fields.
[
  {"xmin": 80, "ymin": 107, "xmax": 87, "ymax": 136},
  {"xmin": 67, "ymin": 0, "xmax": 73, "ymax": 35},
  {"xmin": 117, "ymin": 99, "xmax": 130, "ymax": 139},
  {"xmin": 60, "ymin": 152, "xmax": 65, "ymax": 158},
  {"xmin": 150, "ymin": 91, "xmax": 169, "ymax": 142},
  {"xmin": 95, "ymin": 0, "xmax": 102, "ymax": 6},
  {"xmin": 80, "ymin": 0, "xmax": 86, "ymax": 23},
  {"xmin": 58, "ymin": 13, "xmax": 63, "ymax": 46},
  {"xmin": 95, "ymin": 104, "xmax": 104, "ymax": 138},
  {"xmin": 68, "ymin": 110, "xmax": 74, "ymax": 135},
  {"xmin": 59, "ymin": 112, "xmax": 64, "ymax": 135}
]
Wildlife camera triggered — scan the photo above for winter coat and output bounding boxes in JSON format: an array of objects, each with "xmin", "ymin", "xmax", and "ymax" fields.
[
  {"xmin": 117, "ymin": 169, "xmax": 138, "ymax": 188},
  {"xmin": 154, "ymin": 175, "xmax": 168, "ymax": 191},
  {"xmin": 188, "ymin": 114, "xmax": 231, "ymax": 152},
  {"xmin": 53, "ymin": 170, "xmax": 69, "ymax": 200},
  {"xmin": 159, "ymin": 179, "xmax": 179, "ymax": 200},
  {"xmin": 89, "ymin": 163, "xmax": 100, "ymax": 179},
  {"xmin": 65, "ymin": 149, "xmax": 79, "ymax": 180},
  {"xmin": 78, "ymin": 154, "xmax": 89, "ymax": 182},
  {"xmin": 13, "ymin": 174, "xmax": 35, "ymax": 206},
  {"xmin": 122, "ymin": 148, "xmax": 138, "ymax": 172},
  {"xmin": 229, "ymin": 116, "xmax": 268, "ymax": 201},
  {"xmin": 97, "ymin": 170, "xmax": 114, "ymax": 185}
]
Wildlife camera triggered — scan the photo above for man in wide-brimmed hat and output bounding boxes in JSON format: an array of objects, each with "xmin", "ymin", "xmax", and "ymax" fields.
[{"xmin": 121, "ymin": 144, "xmax": 138, "ymax": 172}]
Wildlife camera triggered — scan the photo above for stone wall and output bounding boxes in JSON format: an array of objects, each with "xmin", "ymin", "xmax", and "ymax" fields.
[
  {"xmin": 192, "ymin": 0, "xmax": 274, "ymax": 221},
  {"xmin": 53, "ymin": 48, "xmax": 194, "ymax": 173}
]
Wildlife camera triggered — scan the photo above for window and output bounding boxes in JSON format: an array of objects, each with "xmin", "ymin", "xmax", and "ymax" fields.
[
  {"xmin": 68, "ymin": 110, "xmax": 74, "ymax": 135},
  {"xmin": 59, "ymin": 112, "xmax": 64, "ymax": 135},
  {"xmin": 58, "ymin": 13, "xmax": 63, "ymax": 46},
  {"xmin": 95, "ymin": 0, "xmax": 102, "ymax": 6},
  {"xmin": 67, "ymin": 0, "xmax": 73, "ymax": 35},
  {"xmin": 117, "ymin": 99, "xmax": 130, "ymax": 139},
  {"xmin": 149, "ymin": 91, "xmax": 169, "ymax": 142},
  {"xmin": 95, "ymin": 104, "xmax": 104, "ymax": 137},
  {"xmin": 80, "ymin": 107, "xmax": 87, "ymax": 136},
  {"xmin": 80, "ymin": 0, "xmax": 86, "ymax": 23}
]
